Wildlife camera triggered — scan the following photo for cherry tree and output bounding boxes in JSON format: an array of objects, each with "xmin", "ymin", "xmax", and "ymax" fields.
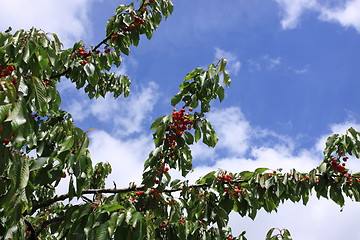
[{"xmin": 1, "ymin": 1, "xmax": 360, "ymax": 239}]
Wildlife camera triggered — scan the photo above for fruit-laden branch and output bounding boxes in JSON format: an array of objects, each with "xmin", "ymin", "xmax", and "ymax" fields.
[
  {"xmin": 30, "ymin": 169, "xmax": 360, "ymax": 214},
  {"xmin": 35, "ymin": 216, "xmax": 65, "ymax": 237},
  {"xmin": 24, "ymin": 218, "xmax": 38, "ymax": 240},
  {"xmin": 30, "ymin": 180, "xmax": 248, "ymax": 213}
]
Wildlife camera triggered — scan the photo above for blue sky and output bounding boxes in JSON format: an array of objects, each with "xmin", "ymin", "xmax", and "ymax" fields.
[{"xmin": 2, "ymin": 0, "xmax": 360, "ymax": 239}]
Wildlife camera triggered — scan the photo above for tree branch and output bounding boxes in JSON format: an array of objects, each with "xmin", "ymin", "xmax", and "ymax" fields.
[
  {"xmin": 35, "ymin": 216, "xmax": 65, "ymax": 236},
  {"xmin": 30, "ymin": 180, "xmax": 248, "ymax": 214},
  {"xmin": 24, "ymin": 218, "xmax": 38, "ymax": 240}
]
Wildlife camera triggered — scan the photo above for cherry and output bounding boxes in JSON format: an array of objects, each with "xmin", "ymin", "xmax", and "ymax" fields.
[{"xmin": 7, "ymin": 65, "xmax": 14, "ymax": 71}]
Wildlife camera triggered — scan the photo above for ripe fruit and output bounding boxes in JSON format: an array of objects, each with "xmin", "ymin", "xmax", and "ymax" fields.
[
  {"xmin": 104, "ymin": 49, "xmax": 111, "ymax": 53},
  {"xmin": 136, "ymin": 191, "xmax": 144, "ymax": 196},
  {"xmin": 8, "ymin": 65, "xmax": 15, "ymax": 71}
]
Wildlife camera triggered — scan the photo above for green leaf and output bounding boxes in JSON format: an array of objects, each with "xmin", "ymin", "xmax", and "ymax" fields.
[
  {"xmin": 223, "ymin": 70, "xmax": 231, "ymax": 86},
  {"xmin": 31, "ymin": 77, "xmax": 48, "ymax": 113},
  {"xmin": 22, "ymin": 43, "xmax": 31, "ymax": 63},
  {"xmin": 30, "ymin": 157, "xmax": 49, "ymax": 171},
  {"xmin": 217, "ymin": 86, "xmax": 225, "ymax": 102},
  {"xmin": 184, "ymin": 131, "xmax": 194, "ymax": 145},
  {"xmin": 195, "ymin": 127, "xmax": 201, "ymax": 142},
  {"xmin": 150, "ymin": 116, "xmax": 164, "ymax": 130},
  {"xmin": 266, "ymin": 228, "xmax": 275, "ymax": 240},
  {"xmin": 218, "ymin": 58, "xmax": 227, "ymax": 73},
  {"xmin": 84, "ymin": 63, "xmax": 95, "ymax": 77},
  {"xmin": 131, "ymin": 211, "xmax": 143, "ymax": 228},
  {"xmin": 95, "ymin": 221, "xmax": 109, "ymax": 240},
  {"xmin": 171, "ymin": 94, "xmax": 182, "ymax": 106},
  {"xmin": 255, "ymin": 168, "xmax": 269, "ymax": 174},
  {"xmin": 207, "ymin": 64, "xmax": 216, "ymax": 78},
  {"xmin": 0, "ymin": 104, "xmax": 12, "ymax": 121},
  {"xmin": 282, "ymin": 229, "xmax": 293, "ymax": 240}
]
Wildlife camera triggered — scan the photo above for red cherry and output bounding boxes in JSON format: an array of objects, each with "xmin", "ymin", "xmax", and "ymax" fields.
[{"xmin": 7, "ymin": 65, "xmax": 15, "ymax": 71}]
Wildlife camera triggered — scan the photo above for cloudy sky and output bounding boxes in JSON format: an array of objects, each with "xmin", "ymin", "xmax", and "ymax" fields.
[{"xmin": 2, "ymin": 0, "xmax": 360, "ymax": 239}]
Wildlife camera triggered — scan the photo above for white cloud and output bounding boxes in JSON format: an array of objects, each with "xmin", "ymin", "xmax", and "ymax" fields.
[
  {"xmin": 89, "ymin": 130, "xmax": 153, "ymax": 188},
  {"xmin": 262, "ymin": 55, "xmax": 282, "ymax": 70},
  {"xmin": 274, "ymin": 0, "xmax": 360, "ymax": 33},
  {"xmin": 229, "ymin": 197, "xmax": 360, "ymax": 239},
  {"xmin": 247, "ymin": 55, "xmax": 282, "ymax": 72},
  {"xmin": 320, "ymin": 0, "xmax": 360, "ymax": 32},
  {"xmin": 214, "ymin": 48, "xmax": 241, "ymax": 76},
  {"xmin": 293, "ymin": 66, "xmax": 309, "ymax": 74},
  {"xmin": 274, "ymin": 0, "xmax": 318, "ymax": 29},
  {"xmin": 62, "ymin": 81, "xmax": 159, "ymax": 137},
  {"xmin": 208, "ymin": 107, "xmax": 250, "ymax": 156},
  {"xmin": 0, "ymin": 0, "xmax": 95, "ymax": 46}
]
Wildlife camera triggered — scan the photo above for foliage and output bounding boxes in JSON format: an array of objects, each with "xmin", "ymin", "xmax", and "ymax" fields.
[{"xmin": 1, "ymin": 0, "xmax": 360, "ymax": 239}]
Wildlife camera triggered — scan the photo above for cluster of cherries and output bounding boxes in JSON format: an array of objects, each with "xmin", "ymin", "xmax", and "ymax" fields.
[
  {"xmin": 75, "ymin": 47, "xmax": 111, "ymax": 65},
  {"xmin": 0, "ymin": 64, "xmax": 17, "ymax": 87},
  {"xmin": 217, "ymin": 174, "xmax": 232, "ymax": 183},
  {"xmin": 0, "ymin": 64, "xmax": 15, "ymax": 78},
  {"xmin": 77, "ymin": 48, "xmax": 92, "ymax": 65},
  {"xmin": 163, "ymin": 107, "xmax": 194, "ymax": 148},
  {"xmin": 155, "ymin": 161, "xmax": 170, "ymax": 175},
  {"xmin": 224, "ymin": 188, "xmax": 246, "ymax": 199},
  {"xmin": 330, "ymin": 152, "xmax": 348, "ymax": 174},
  {"xmin": 116, "ymin": 14, "xmax": 147, "ymax": 35},
  {"xmin": 217, "ymin": 174, "xmax": 247, "ymax": 199}
]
